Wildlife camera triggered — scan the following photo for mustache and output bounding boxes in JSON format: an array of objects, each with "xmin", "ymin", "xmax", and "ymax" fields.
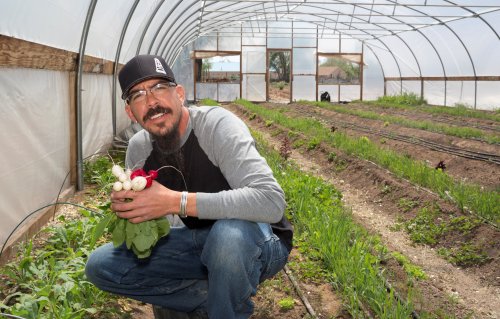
[{"xmin": 143, "ymin": 106, "xmax": 171, "ymax": 122}]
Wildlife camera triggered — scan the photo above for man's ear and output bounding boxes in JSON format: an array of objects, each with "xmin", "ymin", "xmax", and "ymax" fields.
[
  {"xmin": 175, "ymin": 85, "xmax": 186, "ymax": 104},
  {"xmin": 125, "ymin": 104, "xmax": 138, "ymax": 122}
]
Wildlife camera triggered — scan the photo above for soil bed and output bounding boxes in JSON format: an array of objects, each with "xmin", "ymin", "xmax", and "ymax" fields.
[{"xmin": 224, "ymin": 101, "xmax": 500, "ymax": 319}]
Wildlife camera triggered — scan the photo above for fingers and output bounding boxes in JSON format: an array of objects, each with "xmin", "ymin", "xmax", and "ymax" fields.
[
  {"xmin": 117, "ymin": 210, "xmax": 144, "ymax": 223},
  {"xmin": 111, "ymin": 189, "xmax": 136, "ymax": 202}
]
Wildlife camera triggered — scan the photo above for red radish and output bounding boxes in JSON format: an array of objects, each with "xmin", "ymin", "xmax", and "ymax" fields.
[
  {"xmin": 148, "ymin": 170, "xmax": 158, "ymax": 180},
  {"xmin": 111, "ymin": 166, "xmax": 167, "ymax": 192},
  {"xmin": 130, "ymin": 168, "xmax": 146, "ymax": 180}
]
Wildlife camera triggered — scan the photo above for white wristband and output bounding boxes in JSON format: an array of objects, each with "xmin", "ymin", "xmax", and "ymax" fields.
[{"xmin": 179, "ymin": 191, "xmax": 188, "ymax": 218}]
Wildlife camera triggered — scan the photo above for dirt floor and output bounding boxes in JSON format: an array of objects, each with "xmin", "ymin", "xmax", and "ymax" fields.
[{"xmin": 223, "ymin": 101, "xmax": 500, "ymax": 319}]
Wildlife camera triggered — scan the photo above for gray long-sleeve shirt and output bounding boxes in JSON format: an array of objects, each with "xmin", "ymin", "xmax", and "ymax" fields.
[{"xmin": 125, "ymin": 105, "xmax": 286, "ymax": 224}]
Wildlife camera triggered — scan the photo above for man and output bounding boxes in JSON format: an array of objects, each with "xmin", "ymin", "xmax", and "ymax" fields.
[{"xmin": 85, "ymin": 54, "xmax": 293, "ymax": 319}]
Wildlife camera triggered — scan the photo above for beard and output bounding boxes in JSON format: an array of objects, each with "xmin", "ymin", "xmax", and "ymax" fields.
[
  {"xmin": 147, "ymin": 106, "xmax": 183, "ymax": 155},
  {"xmin": 151, "ymin": 128, "xmax": 181, "ymax": 155}
]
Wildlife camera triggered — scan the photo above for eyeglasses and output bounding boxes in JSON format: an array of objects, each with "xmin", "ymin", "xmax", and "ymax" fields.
[{"xmin": 125, "ymin": 82, "xmax": 177, "ymax": 106}]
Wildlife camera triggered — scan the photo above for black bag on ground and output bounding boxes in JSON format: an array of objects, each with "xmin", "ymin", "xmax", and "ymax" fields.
[{"xmin": 320, "ymin": 91, "xmax": 330, "ymax": 102}]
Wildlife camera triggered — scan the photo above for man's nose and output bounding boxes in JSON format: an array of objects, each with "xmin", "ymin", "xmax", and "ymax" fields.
[{"xmin": 144, "ymin": 90, "xmax": 159, "ymax": 107}]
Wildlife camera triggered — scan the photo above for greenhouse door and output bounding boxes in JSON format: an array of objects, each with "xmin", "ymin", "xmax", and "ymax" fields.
[{"xmin": 267, "ymin": 50, "xmax": 291, "ymax": 103}]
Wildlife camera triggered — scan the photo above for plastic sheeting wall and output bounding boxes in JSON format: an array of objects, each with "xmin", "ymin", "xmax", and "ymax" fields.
[
  {"xmin": 0, "ymin": 68, "xmax": 130, "ymax": 247},
  {"xmin": 0, "ymin": 68, "xmax": 71, "ymax": 245}
]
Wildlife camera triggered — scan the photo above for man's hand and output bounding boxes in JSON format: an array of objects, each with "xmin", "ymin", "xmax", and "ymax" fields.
[{"xmin": 111, "ymin": 181, "xmax": 177, "ymax": 223}]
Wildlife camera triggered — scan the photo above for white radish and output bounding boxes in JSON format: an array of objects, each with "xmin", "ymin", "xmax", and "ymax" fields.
[
  {"xmin": 111, "ymin": 164, "xmax": 124, "ymax": 178},
  {"xmin": 113, "ymin": 181, "xmax": 123, "ymax": 191},
  {"xmin": 125, "ymin": 168, "xmax": 133, "ymax": 179},
  {"xmin": 122, "ymin": 180, "xmax": 132, "ymax": 191},
  {"xmin": 118, "ymin": 173, "xmax": 129, "ymax": 183},
  {"xmin": 131, "ymin": 176, "xmax": 147, "ymax": 191}
]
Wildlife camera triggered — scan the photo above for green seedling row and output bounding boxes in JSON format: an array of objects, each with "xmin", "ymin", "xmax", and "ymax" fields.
[
  {"xmin": 254, "ymin": 132, "xmax": 416, "ymax": 318},
  {"xmin": 235, "ymin": 99, "xmax": 499, "ymax": 227},
  {"xmin": 300, "ymin": 100, "xmax": 500, "ymax": 144}
]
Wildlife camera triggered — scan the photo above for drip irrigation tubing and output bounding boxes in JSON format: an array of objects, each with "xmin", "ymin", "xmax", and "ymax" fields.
[
  {"xmin": 0, "ymin": 314, "xmax": 28, "ymax": 319},
  {"xmin": 347, "ymin": 104, "xmax": 500, "ymax": 134},
  {"xmin": 418, "ymin": 116, "xmax": 500, "ymax": 134},
  {"xmin": 293, "ymin": 108, "xmax": 500, "ymax": 165},
  {"xmin": 338, "ymin": 120, "xmax": 500, "ymax": 164},
  {"xmin": 283, "ymin": 265, "xmax": 318, "ymax": 318},
  {"xmin": 0, "ymin": 202, "xmax": 101, "ymax": 259}
]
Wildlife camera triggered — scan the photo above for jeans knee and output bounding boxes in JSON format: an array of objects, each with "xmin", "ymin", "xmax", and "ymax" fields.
[
  {"xmin": 201, "ymin": 220, "xmax": 261, "ymax": 272},
  {"xmin": 85, "ymin": 245, "xmax": 106, "ymax": 284}
]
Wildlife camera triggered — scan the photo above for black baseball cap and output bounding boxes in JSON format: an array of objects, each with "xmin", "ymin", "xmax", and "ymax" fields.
[{"xmin": 118, "ymin": 54, "xmax": 177, "ymax": 99}]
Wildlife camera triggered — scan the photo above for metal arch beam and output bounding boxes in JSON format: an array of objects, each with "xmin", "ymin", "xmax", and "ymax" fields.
[
  {"xmin": 111, "ymin": 0, "xmax": 140, "ymax": 137},
  {"xmin": 163, "ymin": 20, "xmax": 200, "ymax": 65},
  {"xmin": 167, "ymin": 28, "xmax": 200, "ymax": 66},
  {"xmin": 76, "ymin": 0, "xmax": 98, "ymax": 191},
  {"xmin": 364, "ymin": 39, "xmax": 404, "ymax": 94},
  {"xmin": 136, "ymin": 0, "xmax": 166, "ymax": 55},
  {"xmin": 147, "ymin": 0, "xmax": 184, "ymax": 54},
  {"xmin": 382, "ymin": 1, "xmax": 479, "ymax": 107},
  {"xmin": 392, "ymin": 35, "xmax": 423, "ymax": 93},
  {"xmin": 442, "ymin": 23, "xmax": 478, "ymax": 108},
  {"xmin": 136, "ymin": 0, "xmax": 496, "ymax": 108},
  {"xmin": 158, "ymin": 7, "xmax": 201, "ymax": 63},
  {"xmin": 153, "ymin": 1, "xmax": 200, "ymax": 58},
  {"xmin": 363, "ymin": 43, "xmax": 386, "ymax": 93},
  {"xmin": 164, "ymin": 3, "xmax": 407, "ymax": 88},
  {"xmin": 413, "ymin": 29, "xmax": 448, "ymax": 105},
  {"xmin": 191, "ymin": 4, "xmax": 408, "ymax": 88},
  {"xmin": 157, "ymin": 0, "xmax": 259, "ymax": 64},
  {"xmin": 445, "ymin": 0, "xmax": 499, "ymax": 40}
]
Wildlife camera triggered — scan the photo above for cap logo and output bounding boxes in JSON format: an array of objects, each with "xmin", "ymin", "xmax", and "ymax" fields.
[{"xmin": 154, "ymin": 58, "xmax": 166, "ymax": 74}]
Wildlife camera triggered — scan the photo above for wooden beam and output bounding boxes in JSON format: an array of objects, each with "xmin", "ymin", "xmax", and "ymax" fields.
[{"xmin": 0, "ymin": 35, "xmax": 117, "ymax": 74}]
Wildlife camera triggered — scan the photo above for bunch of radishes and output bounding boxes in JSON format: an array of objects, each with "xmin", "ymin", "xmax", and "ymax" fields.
[
  {"xmin": 91, "ymin": 163, "xmax": 171, "ymax": 259},
  {"xmin": 111, "ymin": 164, "xmax": 158, "ymax": 192}
]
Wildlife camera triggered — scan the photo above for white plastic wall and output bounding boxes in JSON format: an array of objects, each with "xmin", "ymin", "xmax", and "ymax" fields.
[{"xmin": 0, "ymin": 68, "xmax": 71, "ymax": 245}]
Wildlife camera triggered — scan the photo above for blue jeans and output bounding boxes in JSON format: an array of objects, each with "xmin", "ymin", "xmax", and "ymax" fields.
[{"xmin": 85, "ymin": 220, "xmax": 290, "ymax": 318}]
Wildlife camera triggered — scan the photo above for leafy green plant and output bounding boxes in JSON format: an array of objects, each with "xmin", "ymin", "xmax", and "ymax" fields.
[
  {"xmin": 199, "ymin": 98, "xmax": 219, "ymax": 106},
  {"xmin": 0, "ymin": 209, "xmax": 125, "ymax": 318},
  {"xmin": 83, "ymin": 156, "xmax": 116, "ymax": 195},
  {"xmin": 438, "ymin": 244, "xmax": 489, "ymax": 267},
  {"xmin": 391, "ymin": 251, "xmax": 427, "ymax": 280},
  {"xmin": 398, "ymin": 198, "xmax": 419, "ymax": 213},
  {"xmin": 92, "ymin": 202, "xmax": 170, "ymax": 259},
  {"xmin": 404, "ymin": 206, "xmax": 444, "ymax": 246},
  {"xmin": 306, "ymin": 137, "xmax": 321, "ymax": 150},
  {"xmin": 278, "ymin": 296, "xmax": 295, "ymax": 310},
  {"xmin": 375, "ymin": 92, "xmax": 427, "ymax": 107}
]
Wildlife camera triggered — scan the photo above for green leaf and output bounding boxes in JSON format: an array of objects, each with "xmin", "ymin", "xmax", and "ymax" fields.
[
  {"xmin": 90, "ymin": 213, "xmax": 114, "ymax": 249},
  {"xmin": 112, "ymin": 218, "xmax": 127, "ymax": 247},
  {"xmin": 156, "ymin": 218, "xmax": 170, "ymax": 237},
  {"xmin": 132, "ymin": 245, "xmax": 152, "ymax": 259},
  {"xmin": 133, "ymin": 233, "xmax": 155, "ymax": 252}
]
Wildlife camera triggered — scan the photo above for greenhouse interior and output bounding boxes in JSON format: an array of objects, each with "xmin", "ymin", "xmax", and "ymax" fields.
[{"xmin": 0, "ymin": 1, "xmax": 499, "ymax": 318}]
